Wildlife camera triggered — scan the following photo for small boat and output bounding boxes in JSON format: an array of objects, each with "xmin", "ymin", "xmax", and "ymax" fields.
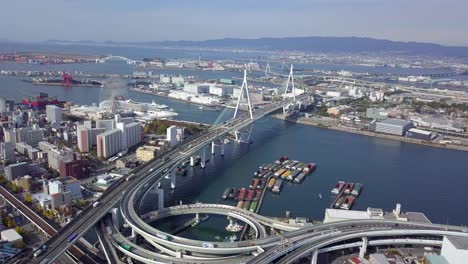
[
  {"xmin": 198, "ymin": 106, "xmax": 204, "ymax": 110},
  {"xmin": 318, "ymin": 193, "xmax": 322, "ymax": 199},
  {"xmin": 226, "ymin": 223, "xmax": 244, "ymax": 233}
]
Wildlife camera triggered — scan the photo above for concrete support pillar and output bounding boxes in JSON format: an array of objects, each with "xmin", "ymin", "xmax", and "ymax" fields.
[
  {"xmin": 190, "ymin": 156, "xmax": 195, "ymax": 167},
  {"xmin": 270, "ymin": 227, "xmax": 275, "ymax": 236},
  {"xmin": 195, "ymin": 213, "xmax": 200, "ymax": 222},
  {"xmin": 110, "ymin": 208, "xmax": 120, "ymax": 230},
  {"xmin": 310, "ymin": 249, "xmax": 318, "ymax": 264},
  {"xmin": 211, "ymin": 141, "xmax": 216, "ymax": 155},
  {"xmin": 129, "ymin": 228, "xmax": 137, "ymax": 243},
  {"xmin": 359, "ymin": 237, "xmax": 368, "ymax": 259},
  {"xmin": 157, "ymin": 188, "xmax": 164, "ymax": 211},
  {"xmin": 200, "ymin": 148, "xmax": 206, "ymax": 168},
  {"xmin": 221, "ymin": 140, "xmax": 225, "ymax": 156},
  {"xmin": 235, "ymin": 130, "xmax": 239, "ymax": 142},
  {"xmin": 170, "ymin": 171, "xmax": 176, "ymax": 189}
]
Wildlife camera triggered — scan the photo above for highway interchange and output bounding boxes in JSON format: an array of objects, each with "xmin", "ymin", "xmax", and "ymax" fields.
[{"xmin": 33, "ymin": 96, "xmax": 302, "ymax": 263}]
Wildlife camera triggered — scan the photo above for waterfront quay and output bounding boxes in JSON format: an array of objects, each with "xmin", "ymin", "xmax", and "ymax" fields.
[{"xmin": 273, "ymin": 114, "xmax": 468, "ymax": 152}]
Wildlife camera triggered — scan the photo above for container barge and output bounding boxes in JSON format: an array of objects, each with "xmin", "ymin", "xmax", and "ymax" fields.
[
  {"xmin": 272, "ymin": 179, "xmax": 283, "ymax": 193},
  {"xmin": 340, "ymin": 196, "xmax": 355, "ymax": 210},
  {"xmin": 331, "ymin": 181, "xmax": 345, "ymax": 195},
  {"xmin": 351, "ymin": 183, "xmax": 362, "ymax": 196}
]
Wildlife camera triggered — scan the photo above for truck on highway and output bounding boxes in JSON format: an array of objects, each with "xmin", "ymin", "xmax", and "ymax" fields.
[
  {"xmin": 203, "ymin": 242, "xmax": 214, "ymax": 248},
  {"xmin": 33, "ymin": 245, "xmax": 47, "ymax": 258},
  {"xmin": 67, "ymin": 233, "xmax": 78, "ymax": 243},
  {"xmin": 126, "ymin": 173, "xmax": 135, "ymax": 181}
]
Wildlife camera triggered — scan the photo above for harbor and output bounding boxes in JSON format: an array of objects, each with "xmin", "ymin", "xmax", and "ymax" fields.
[{"xmin": 219, "ymin": 156, "xmax": 317, "ymax": 239}]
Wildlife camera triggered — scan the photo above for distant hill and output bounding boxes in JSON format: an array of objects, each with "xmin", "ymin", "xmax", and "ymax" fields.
[{"xmin": 46, "ymin": 36, "xmax": 468, "ymax": 58}]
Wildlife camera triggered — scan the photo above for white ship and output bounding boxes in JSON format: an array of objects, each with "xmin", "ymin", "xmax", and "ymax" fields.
[{"xmin": 99, "ymin": 98, "xmax": 177, "ymax": 119}]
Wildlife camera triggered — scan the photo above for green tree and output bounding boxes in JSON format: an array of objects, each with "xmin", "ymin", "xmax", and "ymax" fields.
[
  {"xmin": 24, "ymin": 194, "xmax": 32, "ymax": 203},
  {"xmin": 6, "ymin": 217, "xmax": 16, "ymax": 228},
  {"xmin": 0, "ymin": 174, "xmax": 6, "ymax": 184},
  {"xmin": 14, "ymin": 226, "xmax": 27, "ymax": 237}
]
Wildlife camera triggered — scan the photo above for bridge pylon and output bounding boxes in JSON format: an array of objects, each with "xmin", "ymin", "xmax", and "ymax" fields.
[
  {"xmin": 282, "ymin": 64, "xmax": 297, "ymax": 116},
  {"xmin": 233, "ymin": 70, "xmax": 254, "ymax": 120},
  {"xmin": 265, "ymin": 60, "xmax": 271, "ymax": 77}
]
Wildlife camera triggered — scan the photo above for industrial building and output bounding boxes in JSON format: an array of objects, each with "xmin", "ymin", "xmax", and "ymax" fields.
[
  {"xmin": 96, "ymin": 129, "xmax": 123, "ymax": 159},
  {"xmin": 406, "ymin": 128, "xmax": 435, "ymax": 141},
  {"xmin": 373, "ymin": 118, "xmax": 412, "ymax": 136}
]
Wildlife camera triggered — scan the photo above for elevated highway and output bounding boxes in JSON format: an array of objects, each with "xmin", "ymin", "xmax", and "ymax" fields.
[{"xmin": 33, "ymin": 94, "xmax": 308, "ymax": 263}]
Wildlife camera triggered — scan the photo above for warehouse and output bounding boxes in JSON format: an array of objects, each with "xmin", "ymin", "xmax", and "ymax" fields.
[
  {"xmin": 374, "ymin": 118, "xmax": 412, "ymax": 136},
  {"xmin": 406, "ymin": 128, "xmax": 435, "ymax": 141}
]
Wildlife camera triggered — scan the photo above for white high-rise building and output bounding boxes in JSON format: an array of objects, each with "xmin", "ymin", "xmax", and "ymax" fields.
[
  {"xmin": 47, "ymin": 147, "xmax": 74, "ymax": 171},
  {"xmin": 96, "ymin": 129, "xmax": 122, "ymax": 159},
  {"xmin": 117, "ymin": 122, "xmax": 142, "ymax": 150},
  {"xmin": 77, "ymin": 125, "xmax": 106, "ymax": 153},
  {"xmin": 46, "ymin": 105, "xmax": 62, "ymax": 126},
  {"xmin": 167, "ymin": 125, "xmax": 178, "ymax": 147}
]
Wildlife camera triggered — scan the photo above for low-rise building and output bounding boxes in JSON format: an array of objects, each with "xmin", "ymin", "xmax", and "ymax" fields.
[
  {"xmin": 327, "ymin": 105, "xmax": 352, "ymax": 116},
  {"xmin": 15, "ymin": 175, "xmax": 33, "ymax": 192},
  {"xmin": 1, "ymin": 229, "xmax": 22, "ymax": 243},
  {"xmin": 369, "ymin": 254, "xmax": 390, "ymax": 264},
  {"xmin": 136, "ymin": 145, "xmax": 158, "ymax": 161},
  {"xmin": 48, "ymin": 176, "xmax": 82, "ymax": 200}
]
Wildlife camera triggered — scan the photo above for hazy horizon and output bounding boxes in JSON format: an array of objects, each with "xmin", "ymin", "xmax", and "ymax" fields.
[{"xmin": 1, "ymin": 0, "xmax": 468, "ymax": 46}]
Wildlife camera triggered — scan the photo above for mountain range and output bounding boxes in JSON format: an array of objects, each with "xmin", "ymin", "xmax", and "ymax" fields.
[{"xmin": 46, "ymin": 36, "xmax": 468, "ymax": 58}]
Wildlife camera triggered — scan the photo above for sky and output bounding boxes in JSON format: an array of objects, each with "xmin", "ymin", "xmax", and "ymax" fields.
[{"xmin": 1, "ymin": 0, "xmax": 468, "ymax": 46}]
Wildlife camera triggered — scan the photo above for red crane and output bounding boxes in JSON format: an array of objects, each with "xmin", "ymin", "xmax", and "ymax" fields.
[{"xmin": 62, "ymin": 72, "xmax": 73, "ymax": 86}]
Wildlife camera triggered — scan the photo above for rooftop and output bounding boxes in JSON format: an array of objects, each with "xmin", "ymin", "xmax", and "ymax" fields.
[
  {"xmin": 1, "ymin": 229, "xmax": 22, "ymax": 241},
  {"xmin": 408, "ymin": 128, "xmax": 432, "ymax": 135},
  {"xmin": 378, "ymin": 118, "xmax": 411, "ymax": 126},
  {"xmin": 446, "ymin": 235, "xmax": 468, "ymax": 250},
  {"xmin": 425, "ymin": 255, "xmax": 449, "ymax": 264}
]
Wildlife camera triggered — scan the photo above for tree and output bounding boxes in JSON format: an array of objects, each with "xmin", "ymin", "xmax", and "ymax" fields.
[
  {"xmin": 6, "ymin": 217, "xmax": 16, "ymax": 228},
  {"xmin": 14, "ymin": 226, "xmax": 27, "ymax": 237},
  {"xmin": 24, "ymin": 194, "xmax": 32, "ymax": 203},
  {"xmin": 0, "ymin": 175, "xmax": 6, "ymax": 184}
]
